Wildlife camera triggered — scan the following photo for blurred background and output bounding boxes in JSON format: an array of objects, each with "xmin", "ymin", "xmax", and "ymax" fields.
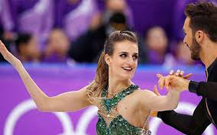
[{"xmin": 0, "ymin": 0, "xmax": 217, "ymax": 135}]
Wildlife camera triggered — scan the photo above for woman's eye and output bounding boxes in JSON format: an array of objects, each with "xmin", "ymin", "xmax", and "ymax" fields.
[
  {"xmin": 133, "ymin": 55, "xmax": 138, "ymax": 60},
  {"xmin": 120, "ymin": 54, "xmax": 127, "ymax": 58}
]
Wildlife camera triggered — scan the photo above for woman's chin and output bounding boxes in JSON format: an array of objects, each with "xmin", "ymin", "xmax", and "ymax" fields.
[{"xmin": 118, "ymin": 74, "xmax": 133, "ymax": 81}]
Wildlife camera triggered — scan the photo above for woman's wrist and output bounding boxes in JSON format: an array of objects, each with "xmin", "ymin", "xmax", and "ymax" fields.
[
  {"xmin": 13, "ymin": 60, "xmax": 22, "ymax": 70},
  {"xmin": 169, "ymin": 89, "xmax": 181, "ymax": 94}
]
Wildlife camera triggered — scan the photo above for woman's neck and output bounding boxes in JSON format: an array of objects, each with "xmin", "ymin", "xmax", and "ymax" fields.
[{"xmin": 108, "ymin": 77, "xmax": 132, "ymax": 95}]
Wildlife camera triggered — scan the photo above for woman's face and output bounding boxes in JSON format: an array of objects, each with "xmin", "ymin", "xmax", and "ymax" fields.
[{"xmin": 106, "ymin": 40, "xmax": 138, "ymax": 81}]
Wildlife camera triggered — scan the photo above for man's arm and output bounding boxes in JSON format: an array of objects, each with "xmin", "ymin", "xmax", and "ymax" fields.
[
  {"xmin": 156, "ymin": 73, "xmax": 212, "ymax": 134},
  {"xmin": 158, "ymin": 99, "xmax": 211, "ymax": 135},
  {"xmin": 157, "ymin": 110, "xmax": 191, "ymax": 134},
  {"xmin": 189, "ymin": 81, "xmax": 217, "ymax": 100}
]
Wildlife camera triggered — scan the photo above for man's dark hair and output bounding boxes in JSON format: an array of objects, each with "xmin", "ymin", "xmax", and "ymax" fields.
[{"xmin": 185, "ymin": 2, "xmax": 217, "ymax": 42}]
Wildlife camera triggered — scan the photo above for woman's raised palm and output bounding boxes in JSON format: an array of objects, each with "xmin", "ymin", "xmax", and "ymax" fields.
[{"xmin": 0, "ymin": 40, "xmax": 20, "ymax": 65}]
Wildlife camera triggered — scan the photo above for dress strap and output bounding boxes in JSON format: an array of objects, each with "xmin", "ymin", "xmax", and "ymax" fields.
[
  {"xmin": 140, "ymin": 110, "xmax": 152, "ymax": 135},
  {"xmin": 142, "ymin": 110, "xmax": 151, "ymax": 130}
]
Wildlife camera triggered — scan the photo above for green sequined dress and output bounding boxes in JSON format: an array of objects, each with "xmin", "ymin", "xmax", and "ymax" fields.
[{"xmin": 96, "ymin": 85, "xmax": 151, "ymax": 135}]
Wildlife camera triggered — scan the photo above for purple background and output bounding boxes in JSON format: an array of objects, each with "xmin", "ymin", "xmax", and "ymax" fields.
[
  {"xmin": 0, "ymin": 64, "xmax": 216, "ymax": 135},
  {"xmin": 3, "ymin": 0, "xmax": 209, "ymax": 40}
]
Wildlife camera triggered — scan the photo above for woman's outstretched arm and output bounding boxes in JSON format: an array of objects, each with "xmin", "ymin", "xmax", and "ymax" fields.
[
  {"xmin": 138, "ymin": 88, "xmax": 181, "ymax": 112},
  {"xmin": 0, "ymin": 40, "xmax": 91, "ymax": 112}
]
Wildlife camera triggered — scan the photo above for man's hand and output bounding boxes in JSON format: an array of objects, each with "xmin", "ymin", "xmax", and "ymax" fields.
[
  {"xmin": 157, "ymin": 70, "xmax": 191, "ymax": 92},
  {"xmin": 169, "ymin": 69, "xmax": 192, "ymax": 79}
]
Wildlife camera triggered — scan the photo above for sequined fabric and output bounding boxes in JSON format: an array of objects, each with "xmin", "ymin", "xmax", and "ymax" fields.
[{"xmin": 96, "ymin": 85, "xmax": 151, "ymax": 135}]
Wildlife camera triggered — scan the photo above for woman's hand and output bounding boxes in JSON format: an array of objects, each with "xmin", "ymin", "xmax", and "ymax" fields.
[{"xmin": 0, "ymin": 40, "xmax": 21, "ymax": 67}]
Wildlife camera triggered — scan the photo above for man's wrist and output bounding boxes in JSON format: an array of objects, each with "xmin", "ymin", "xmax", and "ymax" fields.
[{"xmin": 188, "ymin": 81, "xmax": 199, "ymax": 94}]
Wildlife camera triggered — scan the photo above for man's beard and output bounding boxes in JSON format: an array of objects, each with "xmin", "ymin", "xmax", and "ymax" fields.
[{"xmin": 189, "ymin": 38, "xmax": 201, "ymax": 60}]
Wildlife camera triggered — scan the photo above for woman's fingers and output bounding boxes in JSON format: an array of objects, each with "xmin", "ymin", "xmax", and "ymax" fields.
[
  {"xmin": 165, "ymin": 76, "xmax": 172, "ymax": 90},
  {"xmin": 157, "ymin": 74, "xmax": 165, "ymax": 89},
  {"xmin": 153, "ymin": 85, "xmax": 161, "ymax": 96},
  {"xmin": 0, "ymin": 40, "xmax": 9, "ymax": 56}
]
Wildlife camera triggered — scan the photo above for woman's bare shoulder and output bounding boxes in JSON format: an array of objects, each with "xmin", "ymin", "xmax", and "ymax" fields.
[
  {"xmin": 134, "ymin": 88, "xmax": 154, "ymax": 96},
  {"xmin": 132, "ymin": 89, "xmax": 154, "ymax": 101}
]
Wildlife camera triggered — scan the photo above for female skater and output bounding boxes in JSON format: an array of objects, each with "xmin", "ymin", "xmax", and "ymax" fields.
[{"xmin": 0, "ymin": 31, "xmax": 181, "ymax": 135}]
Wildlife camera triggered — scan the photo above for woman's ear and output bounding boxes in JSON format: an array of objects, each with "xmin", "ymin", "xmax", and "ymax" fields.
[{"xmin": 104, "ymin": 54, "xmax": 111, "ymax": 66}]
